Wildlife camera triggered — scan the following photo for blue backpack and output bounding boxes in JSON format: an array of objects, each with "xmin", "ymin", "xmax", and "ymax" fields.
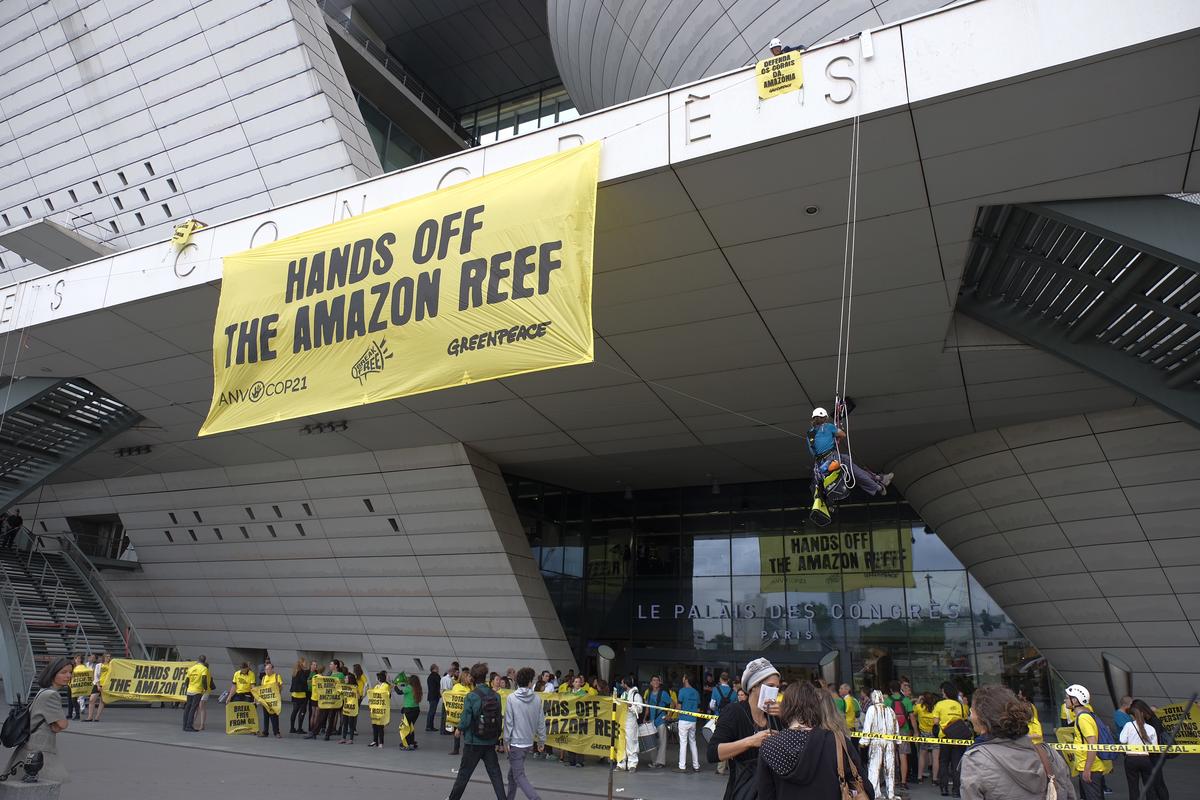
[{"xmin": 1075, "ymin": 711, "xmax": 1118, "ymax": 762}]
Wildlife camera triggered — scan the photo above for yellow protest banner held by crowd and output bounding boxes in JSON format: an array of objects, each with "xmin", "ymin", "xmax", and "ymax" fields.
[
  {"xmin": 251, "ymin": 684, "xmax": 281, "ymax": 716},
  {"xmin": 443, "ymin": 686, "xmax": 468, "ymax": 729},
  {"xmin": 200, "ymin": 142, "xmax": 601, "ymax": 436},
  {"xmin": 368, "ymin": 685, "xmax": 391, "ymax": 726},
  {"xmin": 1158, "ymin": 702, "xmax": 1200, "ymax": 744},
  {"xmin": 70, "ymin": 665, "xmax": 94, "ymax": 698},
  {"xmin": 759, "ymin": 531, "xmax": 914, "ymax": 593},
  {"xmin": 101, "ymin": 658, "xmax": 192, "ymax": 703},
  {"xmin": 341, "ymin": 684, "xmax": 360, "ymax": 717},
  {"xmin": 540, "ymin": 693, "xmax": 626, "ymax": 758},
  {"xmin": 756, "ymin": 51, "xmax": 802, "ymax": 99},
  {"xmin": 226, "ymin": 701, "xmax": 259, "ymax": 735},
  {"xmin": 312, "ymin": 675, "xmax": 343, "ymax": 710}
]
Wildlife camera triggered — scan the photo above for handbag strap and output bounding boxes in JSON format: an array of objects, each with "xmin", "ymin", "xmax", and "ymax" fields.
[{"xmin": 1032, "ymin": 743, "xmax": 1054, "ymax": 790}]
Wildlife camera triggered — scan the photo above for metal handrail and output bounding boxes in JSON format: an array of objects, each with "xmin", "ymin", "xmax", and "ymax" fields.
[
  {"xmin": 0, "ymin": 552, "xmax": 37, "ymax": 703},
  {"xmin": 49, "ymin": 532, "xmax": 147, "ymax": 659},
  {"xmin": 28, "ymin": 541, "xmax": 94, "ymax": 657},
  {"xmin": 316, "ymin": 0, "xmax": 473, "ymax": 142}
]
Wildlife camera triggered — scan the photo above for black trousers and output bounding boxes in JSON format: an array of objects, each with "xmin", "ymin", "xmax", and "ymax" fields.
[
  {"xmin": 182, "ymin": 693, "xmax": 202, "ymax": 729},
  {"xmin": 340, "ymin": 715, "xmax": 357, "ymax": 739},
  {"xmin": 372, "ymin": 723, "xmax": 385, "ymax": 745},
  {"xmin": 427, "ymin": 698, "xmax": 440, "ymax": 730},
  {"xmin": 938, "ymin": 742, "xmax": 963, "ymax": 796},
  {"xmin": 1125, "ymin": 756, "xmax": 1169, "ymax": 800},
  {"xmin": 261, "ymin": 711, "xmax": 279, "ymax": 735},
  {"xmin": 404, "ymin": 708, "xmax": 420, "ymax": 745},
  {"xmin": 290, "ymin": 699, "xmax": 307, "ymax": 732},
  {"xmin": 447, "ymin": 744, "xmax": 506, "ymax": 800}
]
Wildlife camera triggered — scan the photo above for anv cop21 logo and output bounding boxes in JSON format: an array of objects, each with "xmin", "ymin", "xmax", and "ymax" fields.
[{"xmin": 217, "ymin": 376, "xmax": 309, "ymax": 406}]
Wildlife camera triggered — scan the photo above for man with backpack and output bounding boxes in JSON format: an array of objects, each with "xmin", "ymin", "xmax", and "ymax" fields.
[
  {"xmin": 888, "ymin": 680, "xmax": 915, "ymax": 790},
  {"xmin": 1066, "ymin": 684, "xmax": 1114, "ymax": 800},
  {"xmin": 708, "ymin": 672, "xmax": 736, "ymax": 775},
  {"xmin": 448, "ymin": 662, "xmax": 506, "ymax": 800}
]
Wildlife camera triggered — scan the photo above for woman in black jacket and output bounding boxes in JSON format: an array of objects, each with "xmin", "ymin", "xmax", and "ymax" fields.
[
  {"xmin": 758, "ymin": 682, "xmax": 874, "ymax": 800},
  {"xmin": 289, "ymin": 659, "xmax": 310, "ymax": 733},
  {"xmin": 707, "ymin": 657, "xmax": 784, "ymax": 800}
]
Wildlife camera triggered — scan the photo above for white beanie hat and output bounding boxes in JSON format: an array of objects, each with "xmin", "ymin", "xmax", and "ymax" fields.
[{"xmin": 741, "ymin": 657, "xmax": 779, "ymax": 692}]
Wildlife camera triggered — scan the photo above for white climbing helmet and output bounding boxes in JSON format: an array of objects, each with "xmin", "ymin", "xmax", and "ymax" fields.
[
  {"xmin": 1065, "ymin": 684, "xmax": 1090, "ymax": 706},
  {"xmin": 769, "ymin": 37, "xmax": 783, "ymax": 49},
  {"xmin": 812, "ymin": 407, "xmax": 829, "ymax": 418}
]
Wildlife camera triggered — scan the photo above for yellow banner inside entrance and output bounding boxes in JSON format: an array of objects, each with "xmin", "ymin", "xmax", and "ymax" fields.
[{"xmin": 200, "ymin": 143, "xmax": 600, "ymax": 436}]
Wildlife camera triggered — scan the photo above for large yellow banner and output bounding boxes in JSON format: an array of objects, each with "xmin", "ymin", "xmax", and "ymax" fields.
[
  {"xmin": 1158, "ymin": 702, "xmax": 1200, "ymax": 744},
  {"xmin": 368, "ymin": 685, "xmax": 391, "ymax": 726},
  {"xmin": 444, "ymin": 688, "xmax": 625, "ymax": 757},
  {"xmin": 200, "ymin": 143, "xmax": 601, "ymax": 436},
  {"xmin": 101, "ymin": 659, "xmax": 192, "ymax": 703},
  {"xmin": 760, "ymin": 531, "xmax": 914, "ymax": 593}
]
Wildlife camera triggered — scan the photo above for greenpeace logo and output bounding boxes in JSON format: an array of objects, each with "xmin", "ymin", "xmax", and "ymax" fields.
[
  {"xmin": 447, "ymin": 321, "xmax": 552, "ymax": 357},
  {"xmin": 217, "ymin": 377, "xmax": 308, "ymax": 406}
]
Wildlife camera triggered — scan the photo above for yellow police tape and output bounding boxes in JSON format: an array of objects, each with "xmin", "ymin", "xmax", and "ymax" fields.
[{"xmin": 617, "ymin": 699, "xmax": 1200, "ymax": 754}]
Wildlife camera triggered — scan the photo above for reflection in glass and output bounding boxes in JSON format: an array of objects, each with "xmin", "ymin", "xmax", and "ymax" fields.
[{"xmin": 507, "ymin": 477, "xmax": 1050, "ymax": 704}]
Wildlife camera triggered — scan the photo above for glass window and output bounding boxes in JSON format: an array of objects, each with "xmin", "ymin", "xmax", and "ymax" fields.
[{"xmin": 693, "ymin": 535, "xmax": 730, "ymax": 576}]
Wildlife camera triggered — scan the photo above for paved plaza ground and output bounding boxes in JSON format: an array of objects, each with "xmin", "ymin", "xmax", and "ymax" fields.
[{"xmin": 10, "ymin": 705, "xmax": 1191, "ymax": 800}]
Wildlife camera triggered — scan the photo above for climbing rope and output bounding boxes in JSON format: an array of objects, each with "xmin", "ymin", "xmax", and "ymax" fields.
[{"xmin": 832, "ymin": 113, "xmax": 862, "ymax": 489}]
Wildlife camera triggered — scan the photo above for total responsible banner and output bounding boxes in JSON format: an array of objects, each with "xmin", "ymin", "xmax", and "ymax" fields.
[
  {"xmin": 251, "ymin": 684, "xmax": 282, "ymax": 716},
  {"xmin": 1158, "ymin": 702, "xmax": 1200, "ymax": 744},
  {"xmin": 200, "ymin": 143, "xmax": 601, "ymax": 436},
  {"xmin": 368, "ymin": 685, "xmax": 391, "ymax": 726},
  {"xmin": 101, "ymin": 658, "xmax": 193, "ymax": 703}
]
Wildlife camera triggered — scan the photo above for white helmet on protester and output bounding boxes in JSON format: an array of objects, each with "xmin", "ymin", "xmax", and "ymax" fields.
[
  {"xmin": 812, "ymin": 407, "xmax": 829, "ymax": 418},
  {"xmin": 1065, "ymin": 684, "xmax": 1090, "ymax": 706}
]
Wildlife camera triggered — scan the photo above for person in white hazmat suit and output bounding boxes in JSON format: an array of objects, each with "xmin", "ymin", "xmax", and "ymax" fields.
[
  {"xmin": 618, "ymin": 674, "xmax": 644, "ymax": 771},
  {"xmin": 862, "ymin": 688, "xmax": 899, "ymax": 800}
]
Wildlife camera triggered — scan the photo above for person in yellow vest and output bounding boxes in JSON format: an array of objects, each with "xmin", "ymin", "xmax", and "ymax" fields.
[
  {"xmin": 1065, "ymin": 684, "xmax": 1111, "ymax": 800},
  {"xmin": 258, "ymin": 661, "xmax": 284, "ymax": 738},
  {"xmin": 447, "ymin": 669, "xmax": 473, "ymax": 756},
  {"xmin": 183, "ymin": 655, "xmax": 212, "ymax": 732},
  {"xmin": 85, "ymin": 653, "xmax": 112, "ymax": 722},
  {"xmin": 836, "ymin": 683, "xmax": 859, "ymax": 730},
  {"xmin": 913, "ymin": 692, "xmax": 940, "ymax": 784},
  {"xmin": 1017, "ymin": 687, "xmax": 1043, "ymax": 743},
  {"xmin": 68, "ymin": 656, "xmax": 91, "ymax": 720},
  {"xmin": 230, "ymin": 662, "xmax": 256, "ymax": 702},
  {"xmin": 933, "ymin": 682, "xmax": 971, "ymax": 797}
]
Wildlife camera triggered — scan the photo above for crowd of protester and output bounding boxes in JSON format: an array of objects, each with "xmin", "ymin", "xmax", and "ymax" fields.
[{"xmin": 42, "ymin": 651, "xmax": 1178, "ymax": 800}]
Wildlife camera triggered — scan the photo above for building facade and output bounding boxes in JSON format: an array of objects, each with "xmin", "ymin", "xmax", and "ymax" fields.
[{"xmin": 0, "ymin": 0, "xmax": 1197, "ymax": 714}]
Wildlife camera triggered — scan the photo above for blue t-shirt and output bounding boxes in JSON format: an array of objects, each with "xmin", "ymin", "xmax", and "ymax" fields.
[
  {"xmin": 646, "ymin": 689, "xmax": 671, "ymax": 727},
  {"xmin": 808, "ymin": 422, "xmax": 838, "ymax": 456},
  {"xmin": 678, "ymin": 687, "xmax": 700, "ymax": 717},
  {"xmin": 1114, "ymin": 709, "xmax": 1133, "ymax": 731}
]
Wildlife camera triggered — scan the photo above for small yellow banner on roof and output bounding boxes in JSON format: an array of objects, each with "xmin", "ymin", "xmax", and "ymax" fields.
[
  {"xmin": 200, "ymin": 143, "xmax": 601, "ymax": 436},
  {"xmin": 756, "ymin": 52, "xmax": 803, "ymax": 99}
]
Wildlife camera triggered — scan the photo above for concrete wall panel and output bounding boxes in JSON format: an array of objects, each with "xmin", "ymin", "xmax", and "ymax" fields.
[
  {"xmin": 894, "ymin": 409, "xmax": 1200, "ymax": 711},
  {"xmin": 35, "ymin": 445, "xmax": 572, "ymax": 684}
]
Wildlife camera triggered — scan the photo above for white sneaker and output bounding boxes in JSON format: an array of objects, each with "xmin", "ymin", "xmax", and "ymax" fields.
[{"xmin": 880, "ymin": 472, "xmax": 894, "ymax": 488}]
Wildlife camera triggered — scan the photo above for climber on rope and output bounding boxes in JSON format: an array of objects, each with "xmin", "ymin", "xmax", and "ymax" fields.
[{"xmin": 806, "ymin": 407, "xmax": 893, "ymax": 497}]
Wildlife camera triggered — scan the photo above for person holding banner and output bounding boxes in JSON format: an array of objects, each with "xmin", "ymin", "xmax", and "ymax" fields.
[
  {"xmin": 182, "ymin": 655, "xmax": 212, "ymax": 732},
  {"xmin": 368, "ymin": 672, "xmax": 391, "ymax": 747},
  {"xmin": 448, "ymin": 669, "xmax": 473, "ymax": 756},
  {"xmin": 230, "ymin": 663, "xmax": 256, "ymax": 703},
  {"xmin": 338, "ymin": 673, "xmax": 361, "ymax": 744},
  {"xmin": 68, "ymin": 655, "xmax": 91, "ymax": 720},
  {"xmin": 258, "ymin": 662, "xmax": 284, "ymax": 738},
  {"xmin": 85, "ymin": 653, "xmax": 111, "ymax": 723}
]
